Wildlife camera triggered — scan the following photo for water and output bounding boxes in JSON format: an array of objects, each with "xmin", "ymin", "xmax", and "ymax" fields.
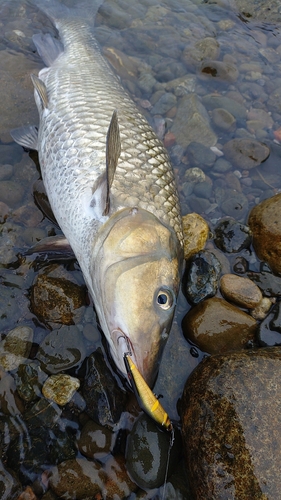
[{"xmin": 0, "ymin": 0, "xmax": 281, "ymax": 497}]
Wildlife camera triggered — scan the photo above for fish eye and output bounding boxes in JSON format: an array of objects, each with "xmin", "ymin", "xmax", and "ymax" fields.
[{"xmin": 156, "ymin": 288, "xmax": 175, "ymax": 310}]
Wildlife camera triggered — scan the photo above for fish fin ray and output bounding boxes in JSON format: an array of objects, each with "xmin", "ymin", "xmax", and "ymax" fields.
[
  {"xmin": 10, "ymin": 125, "xmax": 38, "ymax": 150},
  {"xmin": 32, "ymin": 33, "xmax": 63, "ymax": 67},
  {"xmin": 25, "ymin": 235, "xmax": 75, "ymax": 260},
  {"xmin": 103, "ymin": 109, "xmax": 121, "ymax": 216},
  {"xmin": 29, "ymin": 0, "xmax": 104, "ymax": 23},
  {"xmin": 90, "ymin": 172, "xmax": 108, "ymax": 220},
  {"xmin": 31, "ymin": 74, "xmax": 49, "ymax": 109}
]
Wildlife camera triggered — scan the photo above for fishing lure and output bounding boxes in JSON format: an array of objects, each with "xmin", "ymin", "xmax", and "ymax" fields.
[{"xmin": 124, "ymin": 353, "xmax": 173, "ymax": 432}]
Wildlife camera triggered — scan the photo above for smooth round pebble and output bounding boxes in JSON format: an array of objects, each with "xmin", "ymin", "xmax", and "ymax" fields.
[
  {"xmin": 220, "ymin": 274, "xmax": 263, "ymax": 309},
  {"xmin": 42, "ymin": 374, "xmax": 80, "ymax": 406},
  {"xmin": 182, "ymin": 212, "xmax": 209, "ymax": 261}
]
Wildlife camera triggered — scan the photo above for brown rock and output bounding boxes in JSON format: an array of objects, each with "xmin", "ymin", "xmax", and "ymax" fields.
[
  {"xmin": 223, "ymin": 138, "xmax": 270, "ymax": 169},
  {"xmin": 182, "ymin": 297, "xmax": 257, "ymax": 354},
  {"xmin": 181, "ymin": 347, "xmax": 281, "ymax": 500},
  {"xmin": 77, "ymin": 419, "xmax": 113, "ymax": 459},
  {"xmin": 248, "ymin": 193, "xmax": 281, "ymax": 275},
  {"xmin": 182, "ymin": 212, "xmax": 209, "ymax": 261},
  {"xmin": 49, "ymin": 458, "xmax": 103, "ymax": 499},
  {"xmin": 220, "ymin": 274, "xmax": 263, "ymax": 309}
]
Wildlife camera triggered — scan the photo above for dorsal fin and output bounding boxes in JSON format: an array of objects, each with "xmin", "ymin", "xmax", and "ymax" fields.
[
  {"xmin": 31, "ymin": 74, "xmax": 49, "ymax": 109},
  {"xmin": 103, "ymin": 109, "xmax": 121, "ymax": 216}
]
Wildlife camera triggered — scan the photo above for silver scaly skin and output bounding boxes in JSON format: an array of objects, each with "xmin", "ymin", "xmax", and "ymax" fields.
[{"xmin": 13, "ymin": 0, "xmax": 183, "ymax": 387}]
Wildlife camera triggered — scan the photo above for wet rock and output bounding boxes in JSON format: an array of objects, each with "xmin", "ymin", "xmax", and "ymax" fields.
[
  {"xmin": 184, "ymin": 167, "xmax": 205, "ymax": 183},
  {"xmin": 223, "ymin": 138, "xmax": 270, "ymax": 169},
  {"xmin": 186, "ymin": 142, "xmax": 216, "ymax": 170},
  {"xmin": 126, "ymin": 414, "xmax": 181, "ymax": 489},
  {"xmin": 37, "ymin": 326, "xmax": 86, "ymax": 374},
  {"xmin": 49, "ymin": 428, "xmax": 77, "ymax": 465},
  {"xmin": 257, "ymin": 303, "xmax": 281, "ymax": 347},
  {"xmin": 42, "ymin": 374, "xmax": 80, "ymax": 406},
  {"xmin": 0, "ymin": 461, "xmax": 21, "ymax": 500},
  {"xmin": 220, "ymin": 274, "xmax": 263, "ymax": 309},
  {"xmin": 15, "ymin": 362, "xmax": 46, "ymax": 403},
  {"xmin": 165, "ymin": 74, "xmax": 196, "ymax": 96},
  {"xmin": 182, "ymin": 212, "xmax": 209, "ymax": 261},
  {"xmin": 77, "ymin": 419, "xmax": 113, "ymax": 460},
  {"xmin": 199, "ymin": 60, "xmax": 239, "ymax": 83},
  {"xmin": 247, "ymin": 107, "xmax": 274, "ymax": 129},
  {"xmin": 151, "ymin": 92, "xmax": 177, "ymax": 115},
  {"xmin": 182, "ymin": 37, "xmax": 220, "ymax": 71},
  {"xmin": 24, "ymin": 398, "xmax": 62, "ymax": 429},
  {"xmin": 219, "ymin": 190, "xmax": 249, "ymax": 219},
  {"xmin": 214, "ymin": 219, "xmax": 252, "ymax": 253},
  {"xmin": 30, "ymin": 265, "xmax": 86, "ymax": 326},
  {"xmin": 213, "ymin": 157, "xmax": 232, "ymax": 173},
  {"xmin": 182, "ymin": 297, "xmax": 257, "ymax": 354},
  {"xmin": 202, "ymin": 94, "xmax": 247, "ymax": 121},
  {"xmin": 248, "ymin": 193, "xmax": 281, "ymax": 275},
  {"xmin": 0, "ymin": 181, "xmax": 25, "ymax": 207},
  {"xmin": 247, "ymin": 271, "xmax": 281, "ymax": 297},
  {"xmin": 212, "ymin": 107, "xmax": 236, "ymax": 131},
  {"xmin": 0, "ymin": 326, "xmax": 33, "ymax": 371},
  {"xmin": 0, "ymin": 164, "xmax": 14, "ymax": 181},
  {"xmin": 183, "ymin": 251, "xmax": 221, "ymax": 304},
  {"xmin": 251, "ymin": 297, "xmax": 273, "ymax": 320},
  {"xmin": 82, "ymin": 349, "xmax": 127, "ymax": 427},
  {"xmin": 171, "ymin": 94, "xmax": 217, "ymax": 148},
  {"xmin": 101, "ymin": 455, "xmax": 137, "ymax": 499},
  {"xmin": 181, "ymin": 347, "xmax": 281, "ymax": 500}
]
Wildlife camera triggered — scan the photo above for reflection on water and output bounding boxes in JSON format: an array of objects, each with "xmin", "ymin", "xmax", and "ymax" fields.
[{"xmin": 0, "ymin": 0, "xmax": 281, "ymax": 497}]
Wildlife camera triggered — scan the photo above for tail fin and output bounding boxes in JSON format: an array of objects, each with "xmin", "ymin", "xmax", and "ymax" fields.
[{"xmin": 31, "ymin": 0, "xmax": 104, "ymax": 23}]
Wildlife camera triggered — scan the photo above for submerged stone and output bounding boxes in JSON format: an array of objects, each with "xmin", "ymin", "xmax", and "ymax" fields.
[
  {"xmin": 214, "ymin": 219, "xmax": 252, "ymax": 253},
  {"xmin": 0, "ymin": 326, "xmax": 33, "ymax": 371},
  {"xmin": 42, "ymin": 374, "xmax": 80, "ymax": 406}
]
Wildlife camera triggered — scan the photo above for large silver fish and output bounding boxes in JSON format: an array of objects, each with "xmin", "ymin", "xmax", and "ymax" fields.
[{"xmin": 12, "ymin": 0, "xmax": 183, "ymax": 386}]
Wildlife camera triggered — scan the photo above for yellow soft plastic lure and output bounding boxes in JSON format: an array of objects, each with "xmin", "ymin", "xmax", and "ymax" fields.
[{"xmin": 124, "ymin": 353, "xmax": 172, "ymax": 432}]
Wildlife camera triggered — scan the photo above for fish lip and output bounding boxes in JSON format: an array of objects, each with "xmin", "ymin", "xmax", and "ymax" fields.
[{"xmin": 113, "ymin": 329, "xmax": 134, "ymax": 358}]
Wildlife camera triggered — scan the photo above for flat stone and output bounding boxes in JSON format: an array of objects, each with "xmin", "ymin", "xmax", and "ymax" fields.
[
  {"xmin": 248, "ymin": 193, "xmax": 281, "ymax": 275},
  {"xmin": 181, "ymin": 347, "xmax": 281, "ymax": 499},
  {"xmin": 42, "ymin": 374, "xmax": 80, "ymax": 406},
  {"xmin": 220, "ymin": 274, "xmax": 263, "ymax": 309},
  {"xmin": 182, "ymin": 297, "xmax": 257, "ymax": 354}
]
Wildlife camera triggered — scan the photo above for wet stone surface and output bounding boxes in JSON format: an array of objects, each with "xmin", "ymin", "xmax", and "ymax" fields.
[
  {"xmin": 183, "ymin": 250, "xmax": 221, "ymax": 304},
  {"xmin": 214, "ymin": 219, "xmax": 252, "ymax": 253},
  {"xmin": 181, "ymin": 347, "xmax": 281, "ymax": 500}
]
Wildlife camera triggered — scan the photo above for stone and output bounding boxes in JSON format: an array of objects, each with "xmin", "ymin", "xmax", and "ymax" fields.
[
  {"xmin": 42, "ymin": 374, "xmax": 80, "ymax": 406},
  {"xmin": 202, "ymin": 95, "xmax": 247, "ymax": 121},
  {"xmin": 126, "ymin": 414, "xmax": 181, "ymax": 489},
  {"xmin": 151, "ymin": 92, "xmax": 177, "ymax": 115},
  {"xmin": 248, "ymin": 194, "xmax": 281, "ymax": 275},
  {"xmin": 0, "ymin": 181, "xmax": 25, "ymax": 207},
  {"xmin": 171, "ymin": 94, "xmax": 217, "ymax": 148},
  {"xmin": 49, "ymin": 458, "xmax": 103, "ymax": 499},
  {"xmin": 37, "ymin": 326, "xmax": 86, "ymax": 374},
  {"xmin": 182, "ymin": 213, "xmax": 209, "ymax": 261},
  {"xmin": 257, "ymin": 304, "xmax": 281, "ymax": 347},
  {"xmin": 212, "ymin": 107, "xmax": 236, "ymax": 131},
  {"xmin": 220, "ymin": 274, "xmax": 263, "ymax": 309},
  {"xmin": 247, "ymin": 271, "xmax": 281, "ymax": 297},
  {"xmin": 214, "ymin": 219, "xmax": 252, "ymax": 253},
  {"xmin": 184, "ymin": 167, "xmax": 205, "ymax": 183},
  {"xmin": 223, "ymin": 138, "xmax": 270, "ymax": 169},
  {"xmin": 15, "ymin": 362, "xmax": 46, "ymax": 403},
  {"xmin": 0, "ymin": 462, "xmax": 21, "ymax": 500},
  {"xmin": 199, "ymin": 60, "xmax": 239, "ymax": 83},
  {"xmin": 0, "ymin": 326, "xmax": 33, "ymax": 371},
  {"xmin": 186, "ymin": 142, "xmax": 216, "ymax": 169},
  {"xmin": 30, "ymin": 264, "xmax": 86, "ymax": 326},
  {"xmin": 77, "ymin": 419, "xmax": 113, "ymax": 460},
  {"xmin": 251, "ymin": 297, "xmax": 273, "ymax": 320},
  {"xmin": 182, "ymin": 297, "xmax": 257, "ymax": 354},
  {"xmin": 181, "ymin": 347, "xmax": 281, "ymax": 499},
  {"xmin": 183, "ymin": 251, "xmax": 221, "ymax": 304}
]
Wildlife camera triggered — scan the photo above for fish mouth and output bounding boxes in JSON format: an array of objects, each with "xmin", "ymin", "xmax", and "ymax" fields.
[{"xmin": 111, "ymin": 328, "xmax": 150, "ymax": 384}]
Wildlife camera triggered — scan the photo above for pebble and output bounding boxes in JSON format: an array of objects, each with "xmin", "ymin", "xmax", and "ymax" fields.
[
  {"xmin": 0, "ymin": 326, "xmax": 33, "ymax": 371},
  {"xmin": 214, "ymin": 219, "xmax": 252, "ymax": 253},
  {"xmin": 223, "ymin": 138, "xmax": 270, "ymax": 169},
  {"xmin": 202, "ymin": 94, "xmax": 247, "ymax": 121},
  {"xmin": 186, "ymin": 142, "xmax": 217, "ymax": 169},
  {"xmin": 257, "ymin": 303, "xmax": 281, "ymax": 347},
  {"xmin": 126, "ymin": 413, "xmax": 181, "ymax": 489},
  {"xmin": 42, "ymin": 374, "xmax": 80, "ymax": 406},
  {"xmin": 248, "ymin": 193, "xmax": 281, "ymax": 275},
  {"xmin": 151, "ymin": 92, "xmax": 177, "ymax": 115},
  {"xmin": 182, "ymin": 213, "xmax": 209, "ymax": 261},
  {"xmin": 184, "ymin": 167, "xmax": 205, "ymax": 183},
  {"xmin": 0, "ymin": 164, "xmax": 14, "ymax": 181},
  {"xmin": 77, "ymin": 419, "xmax": 113, "ymax": 460},
  {"xmin": 251, "ymin": 297, "xmax": 273, "ymax": 320},
  {"xmin": 15, "ymin": 362, "xmax": 46, "ymax": 403},
  {"xmin": 37, "ymin": 326, "xmax": 86, "ymax": 374},
  {"xmin": 183, "ymin": 250, "xmax": 221, "ymax": 304},
  {"xmin": 0, "ymin": 180, "xmax": 25, "ymax": 207},
  {"xmin": 247, "ymin": 271, "xmax": 281, "ymax": 297},
  {"xmin": 199, "ymin": 60, "xmax": 239, "ymax": 83},
  {"xmin": 181, "ymin": 347, "xmax": 281, "ymax": 499},
  {"xmin": 212, "ymin": 107, "xmax": 236, "ymax": 131},
  {"xmin": 182, "ymin": 297, "xmax": 257, "ymax": 354},
  {"xmin": 220, "ymin": 274, "xmax": 263, "ymax": 309}
]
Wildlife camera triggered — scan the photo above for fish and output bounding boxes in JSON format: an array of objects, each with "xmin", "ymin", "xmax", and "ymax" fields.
[
  {"xmin": 11, "ymin": 0, "xmax": 183, "ymax": 387},
  {"xmin": 124, "ymin": 353, "xmax": 173, "ymax": 432}
]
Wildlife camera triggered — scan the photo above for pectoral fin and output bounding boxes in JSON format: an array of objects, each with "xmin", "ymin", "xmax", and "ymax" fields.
[
  {"xmin": 90, "ymin": 110, "xmax": 121, "ymax": 219},
  {"xmin": 25, "ymin": 235, "xmax": 75, "ymax": 260},
  {"xmin": 103, "ymin": 109, "xmax": 121, "ymax": 216},
  {"xmin": 31, "ymin": 74, "xmax": 48, "ymax": 110},
  {"xmin": 10, "ymin": 125, "xmax": 38, "ymax": 150}
]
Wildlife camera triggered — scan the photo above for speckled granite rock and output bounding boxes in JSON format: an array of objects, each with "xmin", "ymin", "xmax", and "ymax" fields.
[{"xmin": 181, "ymin": 347, "xmax": 281, "ymax": 499}]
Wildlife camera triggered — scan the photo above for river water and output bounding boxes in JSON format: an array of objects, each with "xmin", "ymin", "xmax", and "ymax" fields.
[{"xmin": 0, "ymin": 0, "xmax": 281, "ymax": 498}]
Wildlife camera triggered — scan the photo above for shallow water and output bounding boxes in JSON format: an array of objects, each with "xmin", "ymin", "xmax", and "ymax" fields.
[{"xmin": 1, "ymin": 0, "xmax": 281, "ymax": 497}]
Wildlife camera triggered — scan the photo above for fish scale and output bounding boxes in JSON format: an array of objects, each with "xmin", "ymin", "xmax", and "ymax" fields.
[{"xmin": 12, "ymin": 0, "xmax": 183, "ymax": 386}]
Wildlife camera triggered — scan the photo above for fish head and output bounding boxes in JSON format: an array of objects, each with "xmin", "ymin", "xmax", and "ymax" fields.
[{"xmin": 90, "ymin": 207, "xmax": 182, "ymax": 387}]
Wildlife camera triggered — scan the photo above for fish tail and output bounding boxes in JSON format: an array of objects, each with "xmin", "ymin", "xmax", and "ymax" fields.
[{"xmin": 31, "ymin": 0, "xmax": 104, "ymax": 23}]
